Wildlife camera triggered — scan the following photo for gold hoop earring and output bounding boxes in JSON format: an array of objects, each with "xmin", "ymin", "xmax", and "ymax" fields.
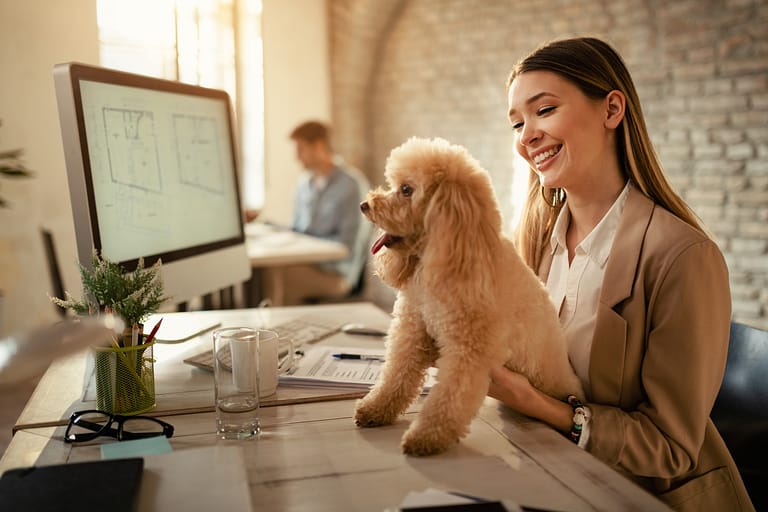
[
  {"xmin": 555, "ymin": 188, "xmax": 565, "ymax": 207},
  {"xmin": 540, "ymin": 187, "xmax": 565, "ymax": 208},
  {"xmin": 540, "ymin": 186, "xmax": 550, "ymax": 206}
]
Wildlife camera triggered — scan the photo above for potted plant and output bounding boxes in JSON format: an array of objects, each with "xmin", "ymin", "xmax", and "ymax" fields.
[
  {"xmin": 51, "ymin": 251, "xmax": 167, "ymax": 414},
  {"xmin": 51, "ymin": 251, "xmax": 167, "ymax": 343}
]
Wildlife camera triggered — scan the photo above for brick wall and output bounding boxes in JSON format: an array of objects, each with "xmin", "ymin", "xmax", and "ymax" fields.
[{"xmin": 329, "ymin": 0, "xmax": 768, "ymax": 329}]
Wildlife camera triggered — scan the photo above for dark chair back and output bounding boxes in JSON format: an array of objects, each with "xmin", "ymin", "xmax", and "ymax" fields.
[
  {"xmin": 711, "ymin": 321, "xmax": 768, "ymax": 510},
  {"xmin": 41, "ymin": 228, "xmax": 66, "ymax": 318},
  {"xmin": 713, "ymin": 322, "xmax": 768, "ymax": 421}
]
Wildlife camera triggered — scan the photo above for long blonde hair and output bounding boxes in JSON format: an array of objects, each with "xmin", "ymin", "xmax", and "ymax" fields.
[{"xmin": 509, "ymin": 37, "xmax": 704, "ymax": 271}]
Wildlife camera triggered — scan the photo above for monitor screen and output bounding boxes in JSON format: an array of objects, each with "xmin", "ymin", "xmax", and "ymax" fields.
[{"xmin": 54, "ymin": 62, "xmax": 251, "ymax": 305}]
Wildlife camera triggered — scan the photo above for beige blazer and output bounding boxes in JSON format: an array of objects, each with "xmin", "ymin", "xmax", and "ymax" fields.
[{"xmin": 538, "ymin": 187, "xmax": 754, "ymax": 512}]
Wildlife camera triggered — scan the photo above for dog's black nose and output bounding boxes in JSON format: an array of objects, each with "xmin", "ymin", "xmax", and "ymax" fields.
[{"xmin": 360, "ymin": 201, "xmax": 369, "ymax": 213}]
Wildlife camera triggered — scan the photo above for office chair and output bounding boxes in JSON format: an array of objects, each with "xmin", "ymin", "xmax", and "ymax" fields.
[
  {"xmin": 711, "ymin": 320, "xmax": 768, "ymax": 510},
  {"xmin": 40, "ymin": 228, "xmax": 66, "ymax": 318}
]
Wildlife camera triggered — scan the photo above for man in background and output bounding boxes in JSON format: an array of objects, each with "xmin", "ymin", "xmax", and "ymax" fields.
[{"xmin": 264, "ymin": 120, "xmax": 370, "ymax": 305}]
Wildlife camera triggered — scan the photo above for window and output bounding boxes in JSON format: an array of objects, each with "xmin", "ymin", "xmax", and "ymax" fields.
[{"xmin": 97, "ymin": 0, "xmax": 264, "ymax": 210}]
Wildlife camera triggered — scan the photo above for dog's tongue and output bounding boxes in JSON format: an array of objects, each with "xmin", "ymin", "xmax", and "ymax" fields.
[{"xmin": 371, "ymin": 232, "xmax": 393, "ymax": 255}]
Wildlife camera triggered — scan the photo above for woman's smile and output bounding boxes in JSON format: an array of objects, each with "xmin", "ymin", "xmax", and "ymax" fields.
[{"xmin": 531, "ymin": 144, "xmax": 563, "ymax": 171}]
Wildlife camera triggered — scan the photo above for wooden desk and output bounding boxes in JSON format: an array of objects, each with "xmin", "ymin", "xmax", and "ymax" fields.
[
  {"xmin": 245, "ymin": 223, "xmax": 349, "ymax": 305},
  {"xmin": 3, "ymin": 303, "xmax": 671, "ymax": 511},
  {"xmin": 1, "ymin": 399, "xmax": 670, "ymax": 511},
  {"xmin": 12, "ymin": 303, "xmax": 389, "ymax": 432}
]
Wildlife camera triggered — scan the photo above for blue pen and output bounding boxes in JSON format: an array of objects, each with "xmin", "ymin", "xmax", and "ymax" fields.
[{"xmin": 332, "ymin": 353, "xmax": 385, "ymax": 362}]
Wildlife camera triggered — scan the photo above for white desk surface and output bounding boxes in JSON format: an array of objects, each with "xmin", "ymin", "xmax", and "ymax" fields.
[
  {"xmin": 3, "ymin": 302, "xmax": 671, "ymax": 511},
  {"xmin": 12, "ymin": 303, "xmax": 391, "ymax": 431},
  {"xmin": 245, "ymin": 222, "xmax": 349, "ymax": 267},
  {"xmin": 1, "ymin": 398, "xmax": 670, "ymax": 511}
]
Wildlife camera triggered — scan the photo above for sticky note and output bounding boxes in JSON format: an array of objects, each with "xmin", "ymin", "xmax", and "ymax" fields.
[{"xmin": 101, "ymin": 436, "xmax": 173, "ymax": 460}]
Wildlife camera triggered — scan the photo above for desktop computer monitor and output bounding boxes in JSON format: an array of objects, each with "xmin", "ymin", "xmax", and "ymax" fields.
[{"xmin": 53, "ymin": 62, "xmax": 251, "ymax": 308}]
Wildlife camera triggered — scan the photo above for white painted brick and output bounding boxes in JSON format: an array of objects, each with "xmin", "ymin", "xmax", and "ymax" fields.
[
  {"xmin": 731, "ymin": 237, "xmax": 768, "ymax": 254},
  {"xmin": 746, "ymin": 160, "xmax": 768, "ymax": 174},
  {"xmin": 734, "ymin": 191, "xmax": 768, "ymax": 206},
  {"xmin": 712, "ymin": 129, "xmax": 745, "ymax": 145},
  {"xmin": 726, "ymin": 143, "xmax": 755, "ymax": 160},
  {"xmin": 731, "ymin": 282, "xmax": 761, "ymax": 300},
  {"xmin": 693, "ymin": 144, "xmax": 724, "ymax": 159},
  {"xmin": 752, "ymin": 94, "xmax": 768, "ymax": 109},
  {"xmin": 732, "ymin": 300, "xmax": 763, "ymax": 317},
  {"xmin": 686, "ymin": 189, "xmax": 726, "ymax": 205}
]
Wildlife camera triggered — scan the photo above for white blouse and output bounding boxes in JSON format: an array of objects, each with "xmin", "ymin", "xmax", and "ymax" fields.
[{"xmin": 546, "ymin": 182, "xmax": 631, "ymax": 397}]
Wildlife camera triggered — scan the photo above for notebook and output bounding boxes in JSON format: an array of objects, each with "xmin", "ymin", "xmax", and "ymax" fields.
[{"xmin": 0, "ymin": 458, "xmax": 144, "ymax": 512}]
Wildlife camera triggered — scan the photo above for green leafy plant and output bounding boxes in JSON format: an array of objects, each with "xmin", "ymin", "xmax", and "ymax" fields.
[
  {"xmin": 51, "ymin": 251, "xmax": 167, "ymax": 330},
  {"xmin": 1, "ymin": 119, "xmax": 34, "ymax": 207},
  {"xmin": 0, "ymin": 147, "xmax": 33, "ymax": 208}
]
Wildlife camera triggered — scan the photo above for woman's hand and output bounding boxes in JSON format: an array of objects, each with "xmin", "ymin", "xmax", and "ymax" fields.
[
  {"xmin": 488, "ymin": 366, "xmax": 574, "ymax": 433},
  {"xmin": 488, "ymin": 366, "xmax": 538, "ymax": 414}
]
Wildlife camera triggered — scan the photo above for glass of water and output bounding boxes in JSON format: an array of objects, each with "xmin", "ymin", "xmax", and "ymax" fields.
[{"xmin": 213, "ymin": 327, "xmax": 262, "ymax": 439}]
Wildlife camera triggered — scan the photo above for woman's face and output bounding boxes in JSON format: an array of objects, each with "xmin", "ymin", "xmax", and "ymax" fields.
[{"xmin": 507, "ymin": 70, "xmax": 617, "ymax": 194}]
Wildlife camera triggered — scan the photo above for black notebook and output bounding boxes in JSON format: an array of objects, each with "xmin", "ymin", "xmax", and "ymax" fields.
[{"xmin": 0, "ymin": 457, "xmax": 144, "ymax": 512}]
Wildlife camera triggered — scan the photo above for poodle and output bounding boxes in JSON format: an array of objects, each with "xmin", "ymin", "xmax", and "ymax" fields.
[{"xmin": 354, "ymin": 137, "xmax": 584, "ymax": 456}]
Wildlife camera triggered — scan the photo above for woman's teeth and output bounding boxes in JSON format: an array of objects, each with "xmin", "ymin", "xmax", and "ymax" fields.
[{"xmin": 534, "ymin": 146, "xmax": 561, "ymax": 165}]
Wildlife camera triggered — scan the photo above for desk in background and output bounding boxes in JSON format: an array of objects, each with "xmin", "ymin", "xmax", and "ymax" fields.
[
  {"xmin": 1, "ymin": 302, "xmax": 671, "ymax": 511},
  {"xmin": 244, "ymin": 222, "xmax": 349, "ymax": 306}
]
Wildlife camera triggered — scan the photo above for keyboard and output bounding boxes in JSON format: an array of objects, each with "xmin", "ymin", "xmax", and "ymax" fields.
[{"xmin": 183, "ymin": 316, "xmax": 344, "ymax": 372}]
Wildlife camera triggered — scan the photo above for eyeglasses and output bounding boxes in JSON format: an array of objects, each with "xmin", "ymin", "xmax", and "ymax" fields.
[{"xmin": 64, "ymin": 409, "xmax": 174, "ymax": 443}]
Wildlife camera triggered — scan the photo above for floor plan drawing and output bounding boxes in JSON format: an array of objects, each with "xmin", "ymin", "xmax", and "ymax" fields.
[
  {"xmin": 103, "ymin": 107, "xmax": 163, "ymax": 193},
  {"xmin": 173, "ymin": 114, "xmax": 224, "ymax": 194}
]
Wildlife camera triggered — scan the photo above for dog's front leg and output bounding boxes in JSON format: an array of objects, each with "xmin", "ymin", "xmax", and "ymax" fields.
[
  {"xmin": 400, "ymin": 334, "xmax": 497, "ymax": 456},
  {"xmin": 355, "ymin": 307, "xmax": 435, "ymax": 428}
]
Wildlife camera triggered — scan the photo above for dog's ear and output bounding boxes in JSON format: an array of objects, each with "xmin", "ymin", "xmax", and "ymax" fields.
[{"xmin": 421, "ymin": 174, "xmax": 501, "ymax": 303}]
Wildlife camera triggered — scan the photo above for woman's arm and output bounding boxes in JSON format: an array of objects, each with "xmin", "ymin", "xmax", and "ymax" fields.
[
  {"xmin": 488, "ymin": 366, "xmax": 573, "ymax": 433},
  {"xmin": 489, "ymin": 238, "xmax": 731, "ymax": 479}
]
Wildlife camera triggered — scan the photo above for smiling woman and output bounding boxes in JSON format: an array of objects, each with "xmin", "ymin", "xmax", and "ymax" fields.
[{"xmin": 492, "ymin": 37, "xmax": 755, "ymax": 512}]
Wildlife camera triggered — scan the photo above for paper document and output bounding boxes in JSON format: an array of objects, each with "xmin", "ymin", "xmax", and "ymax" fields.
[{"xmin": 280, "ymin": 345, "xmax": 437, "ymax": 390}]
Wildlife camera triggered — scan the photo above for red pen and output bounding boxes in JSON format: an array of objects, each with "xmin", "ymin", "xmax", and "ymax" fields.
[{"xmin": 143, "ymin": 318, "xmax": 163, "ymax": 345}]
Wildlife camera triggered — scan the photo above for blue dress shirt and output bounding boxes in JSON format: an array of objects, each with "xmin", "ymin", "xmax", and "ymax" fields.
[{"xmin": 291, "ymin": 159, "xmax": 370, "ymax": 287}]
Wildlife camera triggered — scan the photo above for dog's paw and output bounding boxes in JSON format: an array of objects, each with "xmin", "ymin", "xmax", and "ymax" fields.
[
  {"xmin": 400, "ymin": 422, "xmax": 458, "ymax": 456},
  {"xmin": 354, "ymin": 398, "xmax": 397, "ymax": 428}
]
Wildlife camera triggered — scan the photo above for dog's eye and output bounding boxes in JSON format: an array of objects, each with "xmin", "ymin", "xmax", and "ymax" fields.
[{"xmin": 400, "ymin": 184, "xmax": 413, "ymax": 197}]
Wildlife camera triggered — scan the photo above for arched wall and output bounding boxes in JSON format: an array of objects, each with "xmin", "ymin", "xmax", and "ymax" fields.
[{"xmin": 329, "ymin": 0, "xmax": 768, "ymax": 328}]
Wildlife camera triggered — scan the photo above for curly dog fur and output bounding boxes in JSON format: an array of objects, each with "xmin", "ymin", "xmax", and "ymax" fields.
[{"xmin": 354, "ymin": 137, "xmax": 584, "ymax": 456}]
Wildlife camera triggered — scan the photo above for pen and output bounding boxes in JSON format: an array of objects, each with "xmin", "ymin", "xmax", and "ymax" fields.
[
  {"xmin": 332, "ymin": 353, "xmax": 385, "ymax": 362},
  {"xmin": 143, "ymin": 318, "xmax": 163, "ymax": 345}
]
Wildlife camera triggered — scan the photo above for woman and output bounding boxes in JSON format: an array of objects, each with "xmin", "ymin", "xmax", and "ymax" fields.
[{"xmin": 492, "ymin": 37, "xmax": 754, "ymax": 511}]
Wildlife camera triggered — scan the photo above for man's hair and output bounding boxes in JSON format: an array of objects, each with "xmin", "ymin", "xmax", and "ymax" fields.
[{"xmin": 290, "ymin": 121, "xmax": 331, "ymax": 148}]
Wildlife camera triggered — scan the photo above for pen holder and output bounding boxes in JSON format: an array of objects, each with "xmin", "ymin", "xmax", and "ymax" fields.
[{"xmin": 93, "ymin": 341, "xmax": 156, "ymax": 415}]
